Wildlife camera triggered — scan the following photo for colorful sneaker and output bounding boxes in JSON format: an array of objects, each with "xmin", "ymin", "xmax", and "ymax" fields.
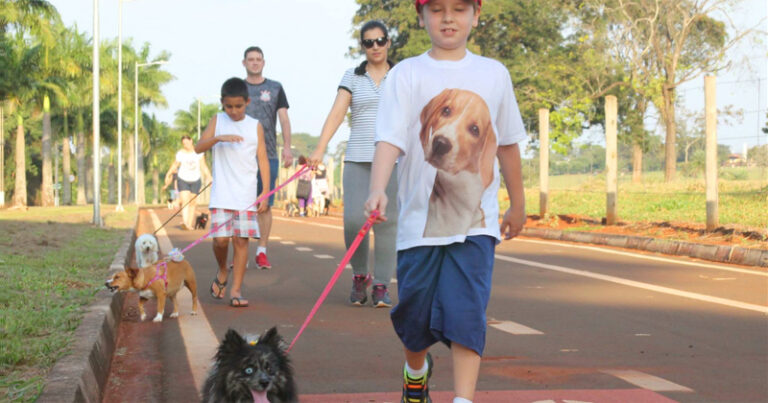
[
  {"xmin": 255, "ymin": 252, "xmax": 272, "ymax": 270},
  {"xmin": 349, "ymin": 274, "xmax": 372, "ymax": 306},
  {"xmin": 371, "ymin": 284, "xmax": 392, "ymax": 308},
  {"xmin": 401, "ymin": 353, "xmax": 433, "ymax": 403}
]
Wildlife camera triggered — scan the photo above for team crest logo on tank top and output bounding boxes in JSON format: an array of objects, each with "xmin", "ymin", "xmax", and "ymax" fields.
[{"xmin": 260, "ymin": 90, "xmax": 271, "ymax": 102}]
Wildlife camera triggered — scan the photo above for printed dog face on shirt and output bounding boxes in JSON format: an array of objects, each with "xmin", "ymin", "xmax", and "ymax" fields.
[{"xmin": 419, "ymin": 89, "xmax": 497, "ymax": 237}]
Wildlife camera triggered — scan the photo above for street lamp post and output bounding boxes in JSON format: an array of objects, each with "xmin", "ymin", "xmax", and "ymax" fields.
[
  {"xmin": 116, "ymin": 0, "xmax": 125, "ymax": 211},
  {"xmin": 92, "ymin": 0, "xmax": 101, "ymax": 225},
  {"xmin": 134, "ymin": 60, "xmax": 167, "ymax": 205}
]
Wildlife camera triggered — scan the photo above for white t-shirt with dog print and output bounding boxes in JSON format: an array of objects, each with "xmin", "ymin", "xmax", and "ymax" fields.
[{"xmin": 375, "ymin": 50, "xmax": 527, "ymax": 251}]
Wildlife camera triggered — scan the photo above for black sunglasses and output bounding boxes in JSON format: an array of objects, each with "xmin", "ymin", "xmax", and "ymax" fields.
[{"xmin": 361, "ymin": 37, "xmax": 388, "ymax": 49}]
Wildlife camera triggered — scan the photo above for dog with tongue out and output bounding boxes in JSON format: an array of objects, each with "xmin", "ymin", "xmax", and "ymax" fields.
[{"xmin": 202, "ymin": 327, "xmax": 297, "ymax": 403}]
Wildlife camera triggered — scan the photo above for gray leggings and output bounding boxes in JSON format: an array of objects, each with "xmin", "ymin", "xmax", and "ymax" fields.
[{"xmin": 343, "ymin": 161, "xmax": 398, "ymax": 285}]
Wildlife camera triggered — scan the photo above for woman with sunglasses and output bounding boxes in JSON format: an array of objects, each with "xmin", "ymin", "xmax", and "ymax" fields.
[{"xmin": 309, "ymin": 20, "xmax": 397, "ymax": 308}]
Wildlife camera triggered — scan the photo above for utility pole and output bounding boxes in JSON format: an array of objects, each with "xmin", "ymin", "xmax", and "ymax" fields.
[
  {"xmin": 605, "ymin": 95, "xmax": 618, "ymax": 225},
  {"xmin": 705, "ymin": 75, "xmax": 718, "ymax": 231},
  {"xmin": 116, "ymin": 0, "xmax": 125, "ymax": 211},
  {"xmin": 538, "ymin": 108, "xmax": 549, "ymax": 217},
  {"xmin": 92, "ymin": 0, "xmax": 101, "ymax": 225}
]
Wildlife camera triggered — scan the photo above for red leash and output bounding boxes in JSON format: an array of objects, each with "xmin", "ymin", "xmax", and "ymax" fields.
[{"xmin": 287, "ymin": 210, "xmax": 380, "ymax": 352}]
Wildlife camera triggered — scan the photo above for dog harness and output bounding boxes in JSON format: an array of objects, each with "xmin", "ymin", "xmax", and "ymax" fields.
[
  {"xmin": 143, "ymin": 261, "xmax": 169, "ymax": 290},
  {"xmin": 142, "ymin": 249, "xmax": 184, "ymax": 291}
]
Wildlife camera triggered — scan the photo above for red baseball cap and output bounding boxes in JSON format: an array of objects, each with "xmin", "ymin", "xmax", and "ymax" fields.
[{"xmin": 415, "ymin": 0, "xmax": 482, "ymax": 12}]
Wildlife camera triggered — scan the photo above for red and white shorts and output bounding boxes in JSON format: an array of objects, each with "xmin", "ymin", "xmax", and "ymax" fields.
[{"xmin": 209, "ymin": 208, "xmax": 260, "ymax": 238}]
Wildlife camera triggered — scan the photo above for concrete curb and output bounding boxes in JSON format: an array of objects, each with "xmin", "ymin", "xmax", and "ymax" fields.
[
  {"xmin": 521, "ymin": 227, "xmax": 768, "ymax": 267},
  {"xmin": 37, "ymin": 227, "xmax": 135, "ymax": 403}
]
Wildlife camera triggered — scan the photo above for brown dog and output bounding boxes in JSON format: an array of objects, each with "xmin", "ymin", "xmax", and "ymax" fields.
[
  {"xmin": 105, "ymin": 259, "xmax": 199, "ymax": 322},
  {"xmin": 419, "ymin": 88, "xmax": 497, "ymax": 237}
]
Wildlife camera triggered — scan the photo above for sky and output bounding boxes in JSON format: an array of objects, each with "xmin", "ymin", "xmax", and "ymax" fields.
[{"xmin": 50, "ymin": 0, "xmax": 767, "ymax": 156}]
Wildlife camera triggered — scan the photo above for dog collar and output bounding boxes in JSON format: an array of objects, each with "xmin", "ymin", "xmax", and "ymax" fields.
[{"xmin": 143, "ymin": 261, "xmax": 169, "ymax": 290}]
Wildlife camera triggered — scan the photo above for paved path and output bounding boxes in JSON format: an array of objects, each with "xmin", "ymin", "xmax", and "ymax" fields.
[{"xmin": 102, "ymin": 208, "xmax": 768, "ymax": 403}]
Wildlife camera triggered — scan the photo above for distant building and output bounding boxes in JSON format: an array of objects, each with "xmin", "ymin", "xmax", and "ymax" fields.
[{"xmin": 725, "ymin": 153, "xmax": 746, "ymax": 167}]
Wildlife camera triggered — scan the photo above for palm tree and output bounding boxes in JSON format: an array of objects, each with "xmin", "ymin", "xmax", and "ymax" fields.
[
  {"xmin": 4, "ymin": 34, "xmax": 40, "ymax": 207},
  {"xmin": 1, "ymin": 0, "xmax": 59, "ymax": 207},
  {"xmin": 56, "ymin": 26, "xmax": 90, "ymax": 205},
  {"xmin": 173, "ymin": 100, "xmax": 219, "ymax": 140},
  {"xmin": 126, "ymin": 41, "xmax": 173, "ymax": 204}
]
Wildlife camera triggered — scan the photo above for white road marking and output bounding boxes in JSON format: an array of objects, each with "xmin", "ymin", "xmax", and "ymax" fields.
[
  {"xmin": 275, "ymin": 216, "xmax": 766, "ymax": 313},
  {"xmin": 296, "ymin": 247, "xmax": 313, "ymax": 252},
  {"xmin": 560, "ymin": 349, "xmax": 579, "ymax": 352},
  {"xmin": 271, "ymin": 236, "xmax": 282, "ymax": 240},
  {"xmin": 634, "ymin": 333, "xmax": 652, "ymax": 337},
  {"xmin": 345, "ymin": 264, "xmax": 352, "ymax": 270},
  {"xmin": 496, "ymin": 254, "xmax": 768, "ymax": 315},
  {"xmin": 281, "ymin": 240, "xmax": 296, "ymax": 245},
  {"xmin": 148, "ymin": 210, "xmax": 218, "ymax": 395},
  {"xmin": 602, "ymin": 369, "xmax": 693, "ymax": 392},
  {"xmin": 516, "ymin": 238, "xmax": 768, "ymax": 277},
  {"xmin": 314, "ymin": 254, "xmax": 334, "ymax": 259},
  {"xmin": 488, "ymin": 320, "xmax": 544, "ymax": 335},
  {"xmin": 276, "ymin": 217, "xmax": 765, "ymax": 278}
]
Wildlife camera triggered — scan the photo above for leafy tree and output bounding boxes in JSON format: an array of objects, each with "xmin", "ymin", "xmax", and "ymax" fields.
[
  {"xmin": 584, "ymin": 0, "xmax": 751, "ymax": 182},
  {"xmin": 352, "ymin": 0, "xmax": 609, "ymax": 153}
]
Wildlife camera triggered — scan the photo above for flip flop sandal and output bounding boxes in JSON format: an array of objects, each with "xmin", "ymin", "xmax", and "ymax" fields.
[
  {"xmin": 230, "ymin": 297, "xmax": 249, "ymax": 308},
  {"xmin": 210, "ymin": 276, "xmax": 227, "ymax": 299}
]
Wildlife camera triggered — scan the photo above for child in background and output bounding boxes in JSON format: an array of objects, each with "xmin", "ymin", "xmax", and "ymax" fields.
[{"xmin": 195, "ymin": 77, "xmax": 270, "ymax": 308}]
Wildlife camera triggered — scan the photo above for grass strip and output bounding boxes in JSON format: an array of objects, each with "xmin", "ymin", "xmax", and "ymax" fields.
[{"xmin": 0, "ymin": 206, "xmax": 136, "ymax": 402}]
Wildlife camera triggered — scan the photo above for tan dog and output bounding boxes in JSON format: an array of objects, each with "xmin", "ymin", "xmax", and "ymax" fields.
[
  {"xmin": 105, "ymin": 259, "xmax": 199, "ymax": 322},
  {"xmin": 419, "ymin": 88, "xmax": 497, "ymax": 237}
]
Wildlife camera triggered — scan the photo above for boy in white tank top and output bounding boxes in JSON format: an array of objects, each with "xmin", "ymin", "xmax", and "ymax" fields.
[{"xmin": 194, "ymin": 77, "xmax": 270, "ymax": 308}]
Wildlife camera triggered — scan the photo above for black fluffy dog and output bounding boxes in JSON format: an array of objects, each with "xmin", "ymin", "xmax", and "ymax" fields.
[
  {"xmin": 202, "ymin": 327, "xmax": 297, "ymax": 403},
  {"xmin": 195, "ymin": 213, "xmax": 209, "ymax": 230}
]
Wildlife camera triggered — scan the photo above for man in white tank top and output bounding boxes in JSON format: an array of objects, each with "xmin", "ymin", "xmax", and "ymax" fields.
[{"xmin": 194, "ymin": 78, "xmax": 271, "ymax": 308}]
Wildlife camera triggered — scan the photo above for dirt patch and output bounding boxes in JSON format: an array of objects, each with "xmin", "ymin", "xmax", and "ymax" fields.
[{"xmin": 526, "ymin": 214, "xmax": 768, "ymax": 250}]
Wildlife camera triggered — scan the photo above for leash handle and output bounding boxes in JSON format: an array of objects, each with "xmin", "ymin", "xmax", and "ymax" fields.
[
  {"xmin": 287, "ymin": 210, "xmax": 380, "ymax": 352},
  {"xmin": 179, "ymin": 165, "xmax": 310, "ymax": 255}
]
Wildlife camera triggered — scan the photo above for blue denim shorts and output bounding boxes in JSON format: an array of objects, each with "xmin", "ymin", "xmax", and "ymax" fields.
[
  {"xmin": 390, "ymin": 235, "xmax": 496, "ymax": 356},
  {"xmin": 257, "ymin": 158, "xmax": 279, "ymax": 206}
]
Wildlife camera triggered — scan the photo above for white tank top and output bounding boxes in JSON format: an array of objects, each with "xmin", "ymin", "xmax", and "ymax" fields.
[
  {"xmin": 175, "ymin": 150, "xmax": 202, "ymax": 182},
  {"xmin": 209, "ymin": 112, "xmax": 261, "ymax": 211}
]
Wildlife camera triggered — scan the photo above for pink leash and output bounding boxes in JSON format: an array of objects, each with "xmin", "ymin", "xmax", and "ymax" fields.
[
  {"xmin": 176, "ymin": 165, "xmax": 310, "ymax": 255},
  {"xmin": 147, "ymin": 166, "xmax": 310, "ymax": 291},
  {"xmin": 287, "ymin": 210, "xmax": 380, "ymax": 352}
]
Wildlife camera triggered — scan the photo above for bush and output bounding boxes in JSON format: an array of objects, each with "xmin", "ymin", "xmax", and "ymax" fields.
[{"xmin": 721, "ymin": 168, "xmax": 749, "ymax": 180}]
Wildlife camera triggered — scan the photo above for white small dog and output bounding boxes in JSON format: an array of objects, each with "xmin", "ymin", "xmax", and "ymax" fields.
[{"xmin": 135, "ymin": 233, "xmax": 160, "ymax": 268}]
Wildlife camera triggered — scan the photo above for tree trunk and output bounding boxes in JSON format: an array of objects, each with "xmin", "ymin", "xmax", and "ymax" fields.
[
  {"xmin": 108, "ymin": 149, "xmax": 116, "ymax": 204},
  {"xmin": 662, "ymin": 86, "xmax": 677, "ymax": 182},
  {"xmin": 76, "ymin": 113, "xmax": 87, "ymax": 205},
  {"xmin": 41, "ymin": 96, "xmax": 54, "ymax": 206},
  {"xmin": 13, "ymin": 115, "xmax": 27, "ymax": 207},
  {"xmin": 137, "ymin": 140, "xmax": 145, "ymax": 204},
  {"xmin": 62, "ymin": 112, "xmax": 71, "ymax": 205},
  {"xmin": 127, "ymin": 134, "xmax": 134, "ymax": 202},
  {"xmin": 632, "ymin": 143, "xmax": 643, "ymax": 183},
  {"xmin": 152, "ymin": 165, "xmax": 159, "ymax": 205},
  {"xmin": 85, "ymin": 159, "xmax": 93, "ymax": 203}
]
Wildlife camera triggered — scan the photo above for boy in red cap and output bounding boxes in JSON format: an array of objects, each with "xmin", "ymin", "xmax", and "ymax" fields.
[{"xmin": 364, "ymin": 0, "xmax": 526, "ymax": 402}]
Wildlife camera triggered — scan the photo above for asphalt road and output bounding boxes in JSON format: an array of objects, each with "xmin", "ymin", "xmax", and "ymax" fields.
[{"xmin": 102, "ymin": 208, "xmax": 768, "ymax": 403}]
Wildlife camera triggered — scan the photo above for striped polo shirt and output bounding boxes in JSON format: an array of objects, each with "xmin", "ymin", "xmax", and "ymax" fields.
[{"xmin": 338, "ymin": 67, "xmax": 388, "ymax": 162}]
